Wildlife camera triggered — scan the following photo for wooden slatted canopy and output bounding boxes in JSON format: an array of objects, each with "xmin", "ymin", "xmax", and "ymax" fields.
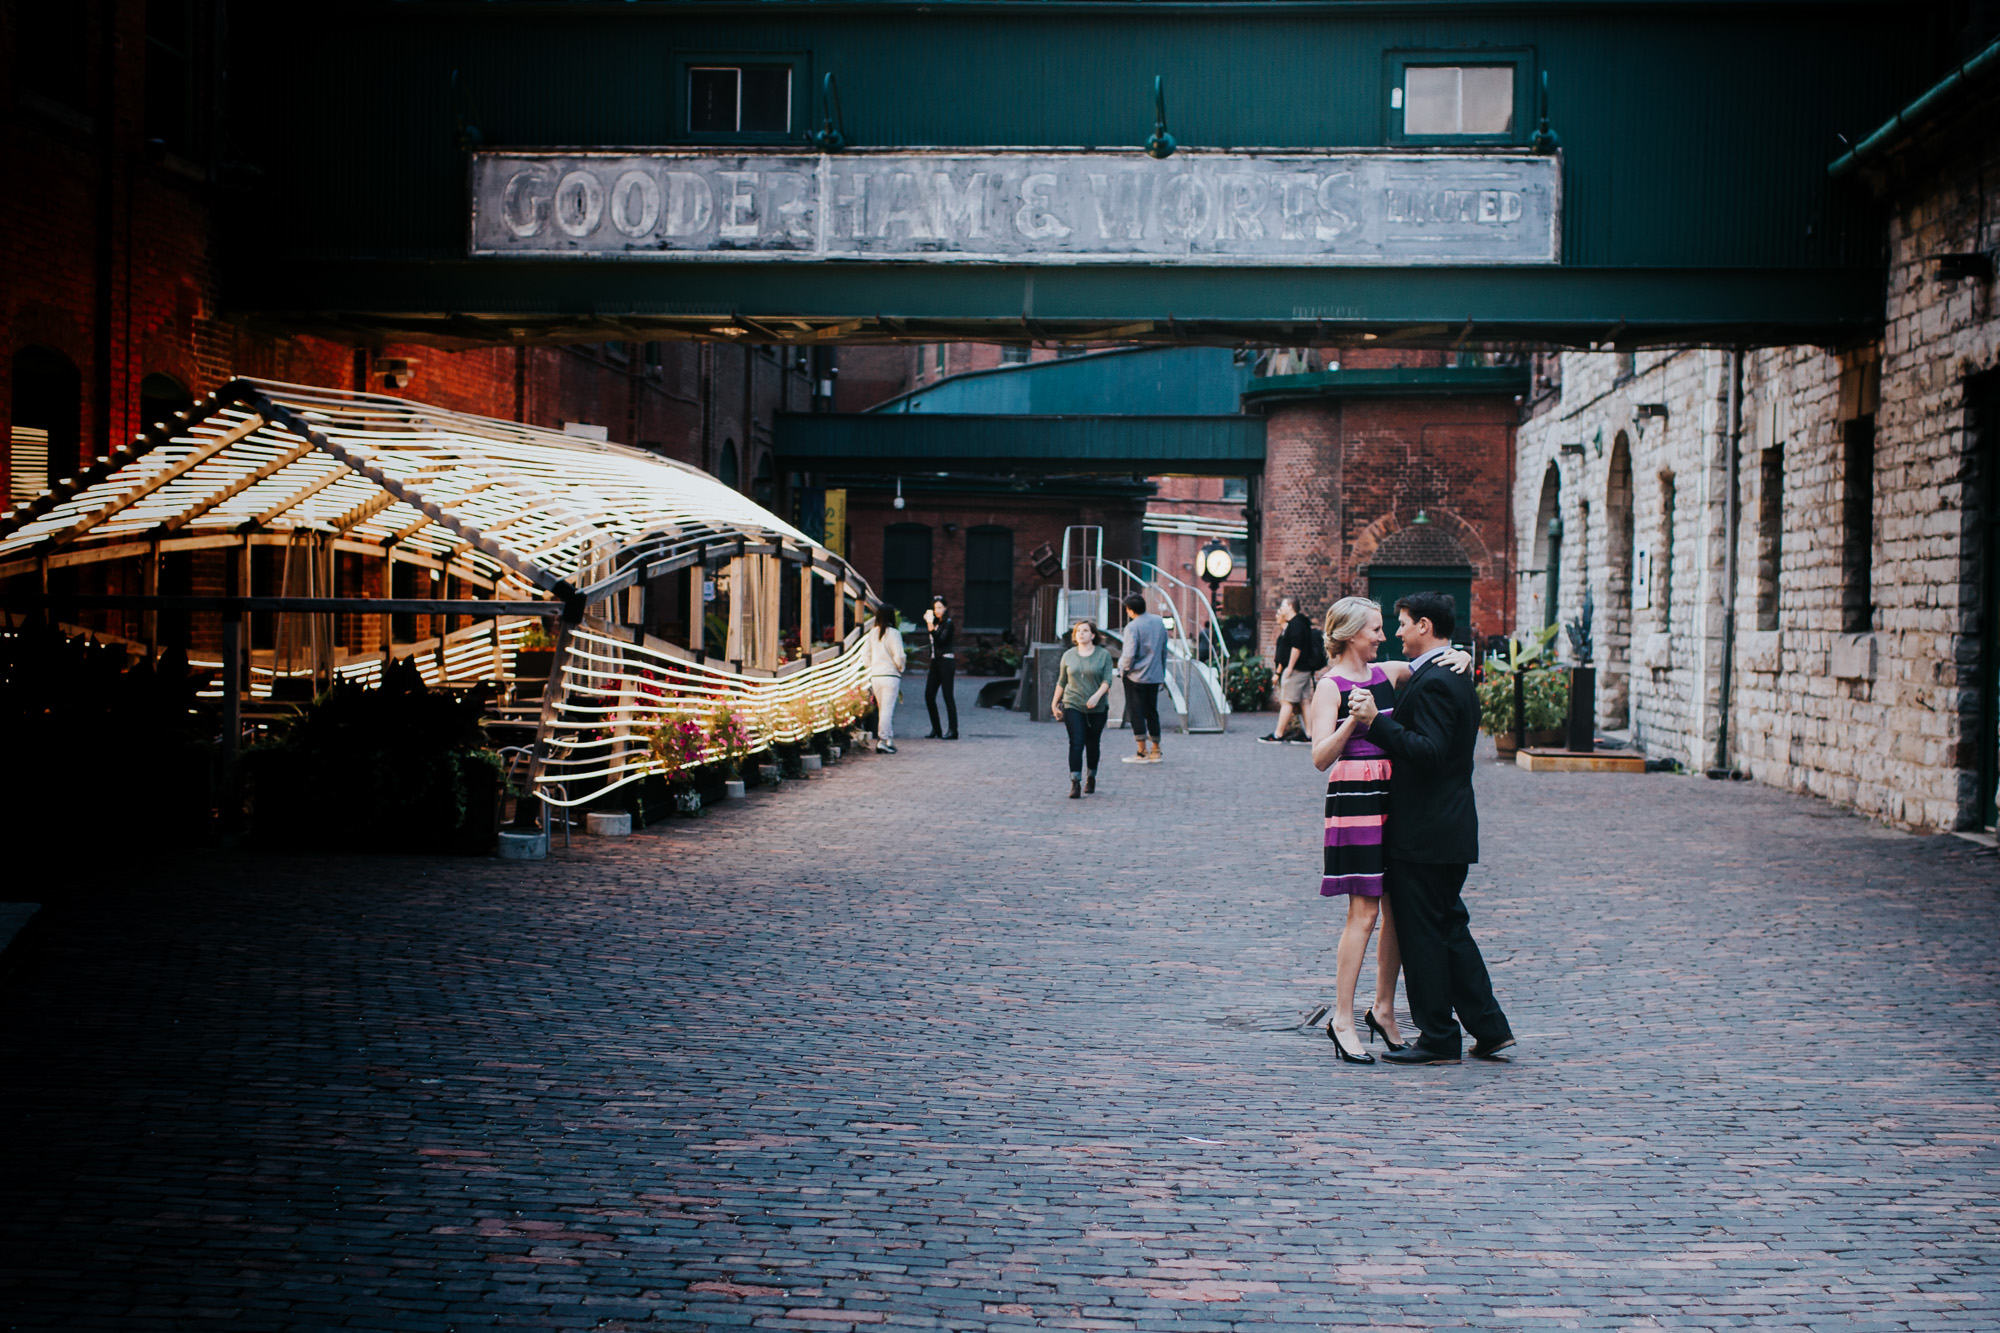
[
  {"xmin": 0, "ymin": 380, "xmax": 881, "ymax": 807},
  {"xmin": 0, "ymin": 377, "xmax": 858, "ymax": 607}
]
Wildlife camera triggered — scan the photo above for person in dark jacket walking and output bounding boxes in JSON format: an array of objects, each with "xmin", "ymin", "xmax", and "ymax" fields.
[
  {"xmin": 922, "ymin": 596, "xmax": 959, "ymax": 739},
  {"xmin": 1347, "ymin": 590, "xmax": 1515, "ymax": 1065}
]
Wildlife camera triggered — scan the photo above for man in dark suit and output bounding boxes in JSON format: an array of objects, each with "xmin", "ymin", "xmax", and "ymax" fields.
[{"xmin": 1347, "ymin": 591, "xmax": 1514, "ymax": 1065}]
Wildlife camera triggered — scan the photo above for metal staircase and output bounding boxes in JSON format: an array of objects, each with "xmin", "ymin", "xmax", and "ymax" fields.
[{"xmin": 1055, "ymin": 525, "xmax": 1230, "ymax": 734}]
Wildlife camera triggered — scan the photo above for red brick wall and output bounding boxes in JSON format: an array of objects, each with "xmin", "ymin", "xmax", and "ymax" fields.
[
  {"xmin": 0, "ymin": 0, "xmax": 809, "ymax": 507},
  {"xmin": 842, "ymin": 488, "xmax": 1147, "ymax": 642},
  {"xmin": 1257, "ymin": 393, "xmax": 1515, "ymax": 656}
]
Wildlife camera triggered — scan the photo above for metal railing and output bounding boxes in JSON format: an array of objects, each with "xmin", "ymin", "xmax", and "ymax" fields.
[{"xmin": 1043, "ymin": 526, "xmax": 1230, "ymax": 732}]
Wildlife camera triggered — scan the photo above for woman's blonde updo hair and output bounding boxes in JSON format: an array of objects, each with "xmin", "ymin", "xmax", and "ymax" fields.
[{"xmin": 1322, "ymin": 596, "xmax": 1380, "ymax": 657}]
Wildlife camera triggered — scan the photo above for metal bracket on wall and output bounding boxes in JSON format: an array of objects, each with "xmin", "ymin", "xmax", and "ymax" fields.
[
  {"xmin": 813, "ymin": 73, "xmax": 846, "ymax": 152},
  {"xmin": 1146, "ymin": 75, "xmax": 1176, "ymax": 160}
]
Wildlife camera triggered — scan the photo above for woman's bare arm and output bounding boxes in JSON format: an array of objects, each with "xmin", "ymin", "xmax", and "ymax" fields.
[{"xmin": 1308, "ymin": 677, "xmax": 1361, "ymax": 773}]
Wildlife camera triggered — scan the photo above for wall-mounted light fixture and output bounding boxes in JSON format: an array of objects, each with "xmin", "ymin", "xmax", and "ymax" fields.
[{"xmin": 892, "ymin": 476, "xmax": 905, "ymax": 510}]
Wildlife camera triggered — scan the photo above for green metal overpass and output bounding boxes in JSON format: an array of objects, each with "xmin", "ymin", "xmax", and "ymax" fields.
[
  {"xmin": 772, "ymin": 347, "xmax": 1528, "ymax": 473},
  {"xmin": 229, "ymin": 1, "xmax": 1953, "ymax": 350}
]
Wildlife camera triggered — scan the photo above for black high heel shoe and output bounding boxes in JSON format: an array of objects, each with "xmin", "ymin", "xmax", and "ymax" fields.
[
  {"xmin": 1327, "ymin": 1023, "xmax": 1375, "ymax": 1064},
  {"xmin": 1363, "ymin": 1009, "xmax": 1407, "ymax": 1052}
]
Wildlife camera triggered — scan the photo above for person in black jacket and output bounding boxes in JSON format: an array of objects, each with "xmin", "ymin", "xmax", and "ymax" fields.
[
  {"xmin": 922, "ymin": 596, "xmax": 959, "ymax": 740},
  {"xmin": 1347, "ymin": 590, "xmax": 1514, "ymax": 1065}
]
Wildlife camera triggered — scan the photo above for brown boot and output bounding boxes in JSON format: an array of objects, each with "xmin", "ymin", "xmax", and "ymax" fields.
[
  {"xmin": 1084, "ymin": 770, "xmax": 1097, "ymax": 794},
  {"xmin": 1068, "ymin": 777, "xmax": 1082, "ymax": 799},
  {"xmin": 1145, "ymin": 739, "xmax": 1163, "ymax": 763}
]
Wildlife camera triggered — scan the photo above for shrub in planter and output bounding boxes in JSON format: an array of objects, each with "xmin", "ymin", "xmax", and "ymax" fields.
[
  {"xmin": 0, "ymin": 625, "xmax": 218, "ymax": 848},
  {"xmin": 1224, "ymin": 649, "xmax": 1273, "ymax": 712},
  {"xmin": 1475, "ymin": 667, "xmax": 1569, "ymax": 738},
  {"xmin": 1475, "ymin": 627, "xmax": 1567, "ymax": 741},
  {"xmin": 243, "ymin": 658, "xmax": 500, "ymax": 853}
]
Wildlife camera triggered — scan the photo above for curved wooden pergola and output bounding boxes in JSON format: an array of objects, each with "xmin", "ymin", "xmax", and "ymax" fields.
[{"xmin": 0, "ymin": 379, "xmax": 876, "ymax": 805}]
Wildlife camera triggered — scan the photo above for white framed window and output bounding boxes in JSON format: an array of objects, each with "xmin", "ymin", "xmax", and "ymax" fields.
[
  {"xmin": 1404, "ymin": 65, "xmax": 1514, "ymax": 135},
  {"xmin": 687, "ymin": 64, "xmax": 792, "ymax": 136}
]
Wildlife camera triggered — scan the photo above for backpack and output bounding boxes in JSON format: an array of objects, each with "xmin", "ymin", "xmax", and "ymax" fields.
[{"xmin": 1296, "ymin": 623, "xmax": 1328, "ymax": 674}]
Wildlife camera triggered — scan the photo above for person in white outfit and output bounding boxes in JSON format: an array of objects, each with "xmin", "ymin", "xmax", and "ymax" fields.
[{"xmin": 867, "ymin": 604, "xmax": 908, "ymax": 753}]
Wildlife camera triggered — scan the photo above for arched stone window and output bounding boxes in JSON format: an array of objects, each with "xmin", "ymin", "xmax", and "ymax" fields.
[{"xmin": 1603, "ymin": 432, "xmax": 1635, "ymax": 727}]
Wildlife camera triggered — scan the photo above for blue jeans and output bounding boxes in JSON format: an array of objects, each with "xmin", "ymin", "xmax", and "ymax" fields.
[{"xmin": 1062, "ymin": 709, "xmax": 1106, "ymax": 775}]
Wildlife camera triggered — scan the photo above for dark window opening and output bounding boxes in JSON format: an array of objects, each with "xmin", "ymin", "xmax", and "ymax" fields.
[
  {"xmin": 882, "ymin": 523, "xmax": 933, "ymax": 622},
  {"xmin": 718, "ymin": 439, "xmax": 740, "ymax": 489},
  {"xmin": 1658, "ymin": 475, "xmax": 1677, "ymax": 630},
  {"xmin": 1755, "ymin": 445, "xmax": 1784, "ymax": 632},
  {"xmin": 689, "ymin": 65, "xmax": 791, "ymax": 134},
  {"xmin": 1000, "ymin": 345, "xmax": 1030, "ymax": 365},
  {"xmin": 1842, "ymin": 415, "xmax": 1876, "ymax": 634},
  {"xmin": 1221, "ymin": 476, "xmax": 1248, "ymax": 502},
  {"xmin": 139, "ymin": 372, "xmax": 192, "ymax": 433},
  {"xmin": 964, "ymin": 526, "xmax": 1014, "ymax": 633},
  {"xmin": 10, "ymin": 346, "xmax": 82, "ymax": 499},
  {"xmin": 752, "ymin": 451, "xmax": 776, "ymax": 510},
  {"xmin": 391, "ymin": 561, "xmax": 422, "ymax": 644},
  {"xmin": 16, "ymin": 4, "xmax": 84, "ymax": 108},
  {"xmin": 145, "ymin": 0, "xmax": 197, "ymax": 155}
]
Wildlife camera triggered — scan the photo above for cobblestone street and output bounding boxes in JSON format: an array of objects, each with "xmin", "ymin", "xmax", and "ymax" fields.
[{"xmin": 5, "ymin": 677, "xmax": 2000, "ymax": 1331}]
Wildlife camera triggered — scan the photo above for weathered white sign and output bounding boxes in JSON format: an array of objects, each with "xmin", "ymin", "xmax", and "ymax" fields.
[{"xmin": 469, "ymin": 151, "xmax": 1559, "ymax": 265}]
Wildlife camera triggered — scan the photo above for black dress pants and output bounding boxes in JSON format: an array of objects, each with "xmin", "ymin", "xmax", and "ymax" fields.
[
  {"xmin": 925, "ymin": 660, "xmax": 958, "ymax": 735},
  {"xmin": 1384, "ymin": 859, "xmax": 1510, "ymax": 1053},
  {"xmin": 1127, "ymin": 680, "xmax": 1163, "ymax": 740}
]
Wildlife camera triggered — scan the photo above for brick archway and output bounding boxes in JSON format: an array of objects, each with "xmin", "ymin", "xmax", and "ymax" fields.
[{"xmin": 1350, "ymin": 507, "xmax": 1495, "ymax": 586}]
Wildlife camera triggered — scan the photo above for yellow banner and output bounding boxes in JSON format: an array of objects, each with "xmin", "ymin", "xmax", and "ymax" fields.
[{"xmin": 824, "ymin": 489, "xmax": 847, "ymax": 557}]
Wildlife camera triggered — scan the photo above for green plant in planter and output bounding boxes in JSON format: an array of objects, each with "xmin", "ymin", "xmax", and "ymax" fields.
[
  {"xmin": 243, "ymin": 657, "xmax": 500, "ymax": 852},
  {"xmin": 1224, "ymin": 648, "xmax": 1273, "ymax": 712},
  {"xmin": 0, "ymin": 625, "xmax": 219, "ymax": 846},
  {"xmin": 519, "ymin": 621, "xmax": 555, "ymax": 650},
  {"xmin": 1476, "ymin": 625, "xmax": 1570, "ymax": 737}
]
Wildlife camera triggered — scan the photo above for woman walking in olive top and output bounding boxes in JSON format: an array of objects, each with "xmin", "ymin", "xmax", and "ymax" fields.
[{"xmin": 1051, "ymin": 618, "xmax": 1116, "ymax": 798}]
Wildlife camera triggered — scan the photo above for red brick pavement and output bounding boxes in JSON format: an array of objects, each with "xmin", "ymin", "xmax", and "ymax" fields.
[{"xmin": 4, "ymin": 677, "xmax": 1999, "ymax": 1330}]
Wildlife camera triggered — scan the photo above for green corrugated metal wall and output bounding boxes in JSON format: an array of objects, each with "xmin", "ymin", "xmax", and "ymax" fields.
[{"xmin": 235, "ymin": 2, "xmax": 1941, "ymax": 270}]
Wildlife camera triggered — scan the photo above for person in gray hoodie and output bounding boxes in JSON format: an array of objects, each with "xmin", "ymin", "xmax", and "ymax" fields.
[{"xmin": 1117, "ymin": 592, "xmax": 1169, "ymax": 764}]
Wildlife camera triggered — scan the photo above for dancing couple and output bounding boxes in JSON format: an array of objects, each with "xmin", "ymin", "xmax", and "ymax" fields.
[{"xmin": 1309, "ymin": 591, "xmax": 1515, "ymax": 1066}]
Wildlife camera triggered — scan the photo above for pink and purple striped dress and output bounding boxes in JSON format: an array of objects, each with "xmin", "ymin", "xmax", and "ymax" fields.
[{"xmin": 1321, "ymin": 665, "xmax": 1396, "ymax": 897}]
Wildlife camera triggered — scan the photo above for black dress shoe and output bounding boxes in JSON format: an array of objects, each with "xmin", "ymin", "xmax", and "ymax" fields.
[
  {"xmin": 925, "ymin": 731, "xmax": 944, "ymax": 739},
  {"xmin": 1381, "ymin": 1044, "xmax": 1461, "ymax": 1065},
  {"xmin": 1470, "ymin": 1034, "xmax": 1517, "ymax": 1060},
  {"xmin": 945, "ymin": 731, "xmax": 959, "ymax": 740}
]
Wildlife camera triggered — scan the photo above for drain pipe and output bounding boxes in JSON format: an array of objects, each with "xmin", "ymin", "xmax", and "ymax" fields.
[{"xmin": 1709, "ymin": 349, "xmax": 1744, "ymax": 779}]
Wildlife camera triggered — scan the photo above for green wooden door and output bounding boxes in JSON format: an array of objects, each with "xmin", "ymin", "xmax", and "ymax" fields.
[{"xmin": 1365, "ymin": 565, "xmax": 1474, "ymax": 662}]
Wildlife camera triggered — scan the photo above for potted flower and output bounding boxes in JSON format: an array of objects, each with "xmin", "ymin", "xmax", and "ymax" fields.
[
  {"xmin": 648, "ymin": 712, "xmax": 708, "ymax": 814},
  {"xmin": 513, "ymin": 622, "xmax": 559, "ymax": 683},
  {"xmin": 708, "ymin": 703, "xmax": 753, "ymax": 799}
]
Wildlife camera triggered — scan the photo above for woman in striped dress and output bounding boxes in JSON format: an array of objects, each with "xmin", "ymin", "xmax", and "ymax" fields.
[{"xmin": 1308, "ymin": 596, "xmax": 1471, "ymax": 1064}]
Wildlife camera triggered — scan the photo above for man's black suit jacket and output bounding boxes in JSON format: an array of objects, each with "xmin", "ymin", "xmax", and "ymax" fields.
[{"xmin": 1363, "ymin": 656, "xmax": 1480, "ymax": 865}]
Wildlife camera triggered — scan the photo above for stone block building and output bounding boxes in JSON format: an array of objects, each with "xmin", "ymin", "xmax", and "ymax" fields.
[{"xmin": 1512, "ymin": 44, "xmax": 2000, "ymax": 831}]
